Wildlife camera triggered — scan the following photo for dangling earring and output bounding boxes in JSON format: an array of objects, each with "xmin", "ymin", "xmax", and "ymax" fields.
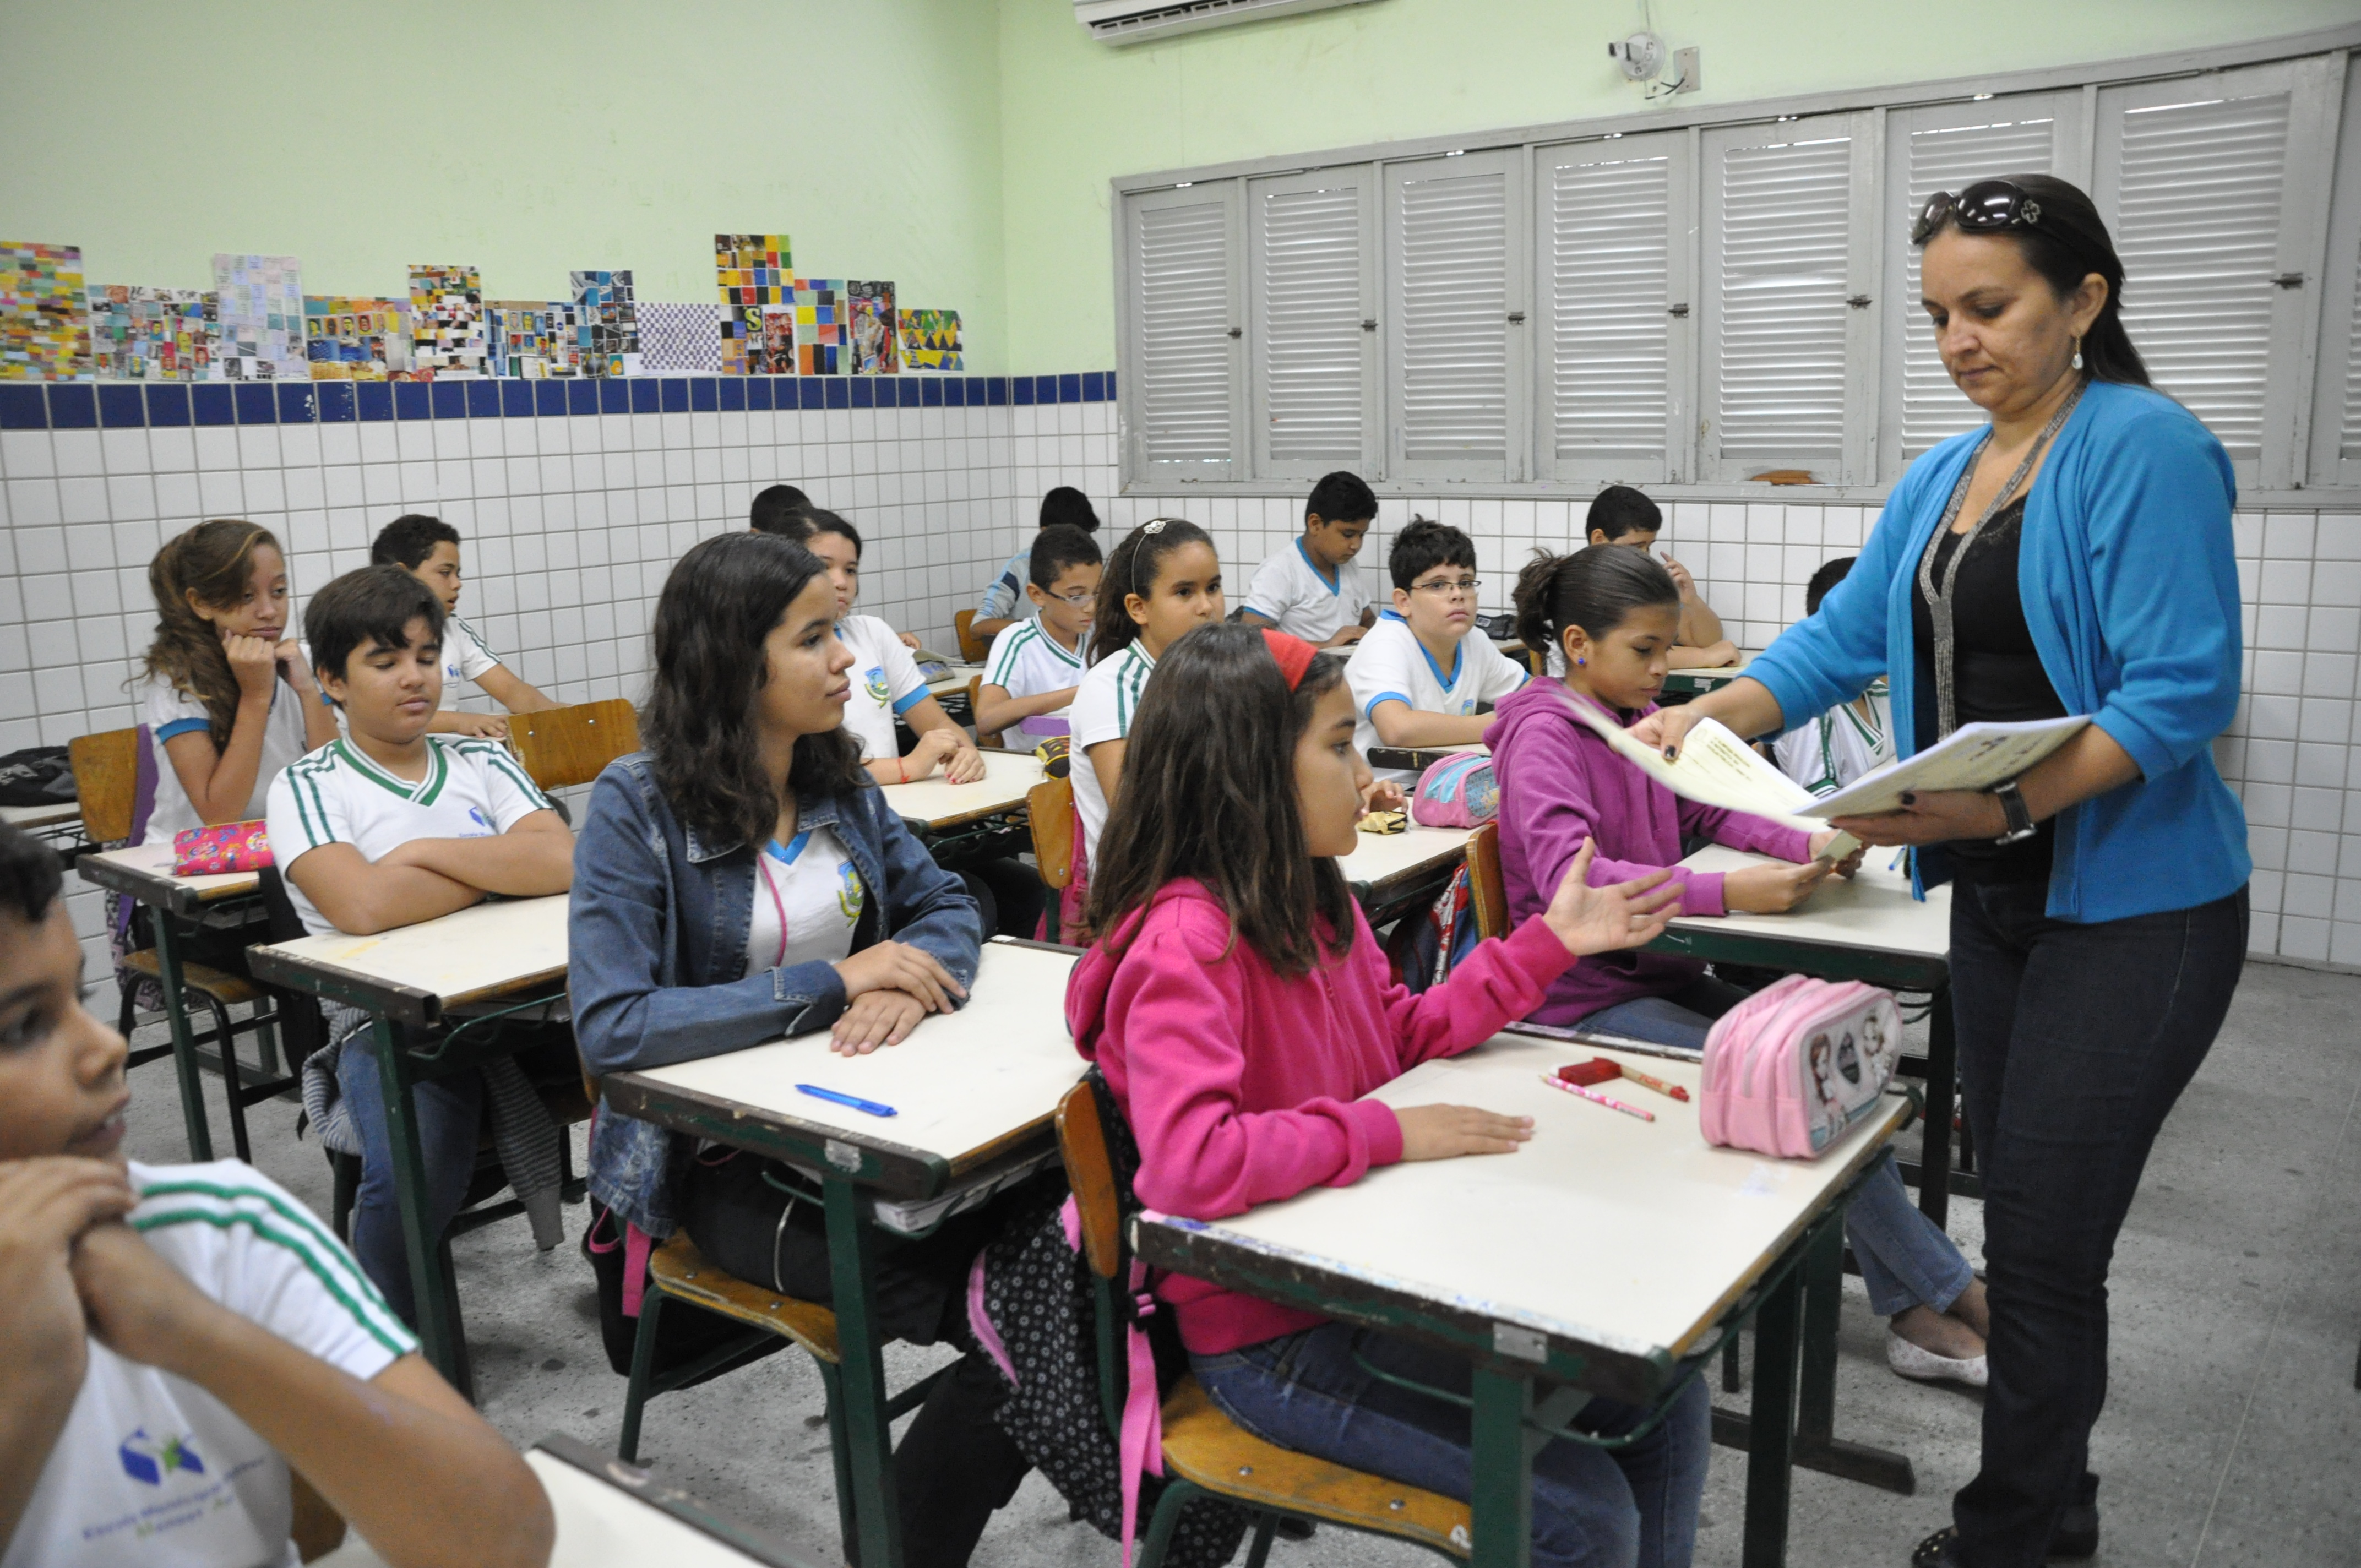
[{"xmin": 2071, "ymin": 335, "xmax": 2083, "ymax": 372}]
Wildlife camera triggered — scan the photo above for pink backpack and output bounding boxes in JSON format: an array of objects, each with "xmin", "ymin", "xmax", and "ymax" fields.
[
  {"xmin": 1699, "ymin": 974, "xmax": 1900, "ymax": 1158},
  {"xmin": 1410, "ymin": 752, "xmax": 1497, "ymax": 828}
]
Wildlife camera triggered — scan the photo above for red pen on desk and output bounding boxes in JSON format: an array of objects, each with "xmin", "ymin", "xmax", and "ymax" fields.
[
  {"xmin": 1539, "ymin": 1074, "xmax": 1655, "ymax": 1123},
  {"xmin": 1617, "ymin": 1064, "xmax": 1691, "ymax": 1104}
]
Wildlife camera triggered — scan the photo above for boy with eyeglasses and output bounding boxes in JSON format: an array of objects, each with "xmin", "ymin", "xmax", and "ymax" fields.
[
  {"xmin": 1346, "ymin": 518, "xmax": 1531, "ymax": 757},
  {"xmin": 975, "ymin": 525, "xmax": 1103, "ymax": 743}
]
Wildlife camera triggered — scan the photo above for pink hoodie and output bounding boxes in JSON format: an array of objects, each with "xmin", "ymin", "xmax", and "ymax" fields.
[
  {"xmin": 1483, "ymin": 678, "xmax": 1813, "ymax": 1028},
  {"xmin": 1066, "ymin": 878, "xmax": 1577, "ymax": 1355}
]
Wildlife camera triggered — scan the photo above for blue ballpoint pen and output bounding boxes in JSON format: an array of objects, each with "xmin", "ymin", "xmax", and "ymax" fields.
[{"xmin": 796, "ymin": 1083, "xmax": 899, "ymax": 1118}]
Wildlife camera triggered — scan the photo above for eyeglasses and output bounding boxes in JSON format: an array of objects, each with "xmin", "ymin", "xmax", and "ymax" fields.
[
  {"xmin": 1911, "ymin": 179, "xmax": 2044, "ymax": 246},
  {"xmin": 1046, "ymin": 587, "xmax": 1097, "ymax": 607},
  {"xmin": 1410, "ymin": 577, "xmax": 1481, "ymax": 597}
]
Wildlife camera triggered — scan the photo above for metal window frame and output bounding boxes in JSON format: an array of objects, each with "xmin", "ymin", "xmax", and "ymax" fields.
[
  {"xmin": 1383, "ymin": 146, "xmax": 1531, "ymax": 484},
  {"xmin": 1117, "ymin": 181, "xmax": 1247, "ymax": 483},
  {"xmin": 1247, "ymin": 164, "xmax": 1383, "ymax": 482}
]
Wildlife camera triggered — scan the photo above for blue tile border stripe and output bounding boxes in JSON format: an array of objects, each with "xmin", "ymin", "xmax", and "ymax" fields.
[{"xmin": 0, "ymin": 372, "xmax": 1116, "ymax": 427}]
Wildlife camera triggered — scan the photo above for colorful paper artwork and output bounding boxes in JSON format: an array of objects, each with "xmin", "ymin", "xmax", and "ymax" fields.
[
  {"xmin": 91, "ymin": 286, "xmax": 217, "ymax": 381},
  {"xmin": 570, "ymin": 270, "xmax": 640, "ymax": 377},
  {"xmin": 755, "ymin": 305, "xmax": 796, "ymax": 375},
  {"xmin": 847, "ymin": 280, "xmax": 897, "ymax": 375},
  {"xmin": 210, "ymin": 254, "xmax": 306, "ymax": 380},
  {"xmin": 900, "ymin": 309, "xmax": 962, "ymax": 372},
  {"xmin": 791, "ymin": 277, "xmax": 847, "ymax": 375},
  {"xmin": 2, "ymin": 243, "xmax": 91, "ymax": 381},
  {"xmin": 639, "ymin": 301, "xmax": 723, "ymax": 374},
  {"xmin": 407, "ymin": 265, "xmax": 486, "ymax": 377},
  {"xmin": 488, "ymin": 301, "xmax": 583, "ymax": 378},
  {"xmin": 302, "ymin": 296, "xmax": 410, "ymax": 380},
  {"xmin": 714, "ymin": 234, "xmax": 790, "ymax": 375}
]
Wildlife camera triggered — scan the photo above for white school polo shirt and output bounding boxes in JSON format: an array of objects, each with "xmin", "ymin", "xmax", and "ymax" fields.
[
  {"xmin": 139, "ymin": 673, "xmax": 316, "ymax": 846},
  {"xmin": 1774, "ymin": 690, "xmax": 1894, "ymax": 799},
  {"xmin": 747, "ymin": 825, "xmax": 865, "ymax": 973},
  {"xmin": 983, "ymin": 618, "xmax": 1086, "ymax": 741},
  {"xmin": 2, "ymin": 1160, "xmax": 415, "ymax": 1568},
  {"xmin": 1070, "ymin": 640, "xmax": 1156, "ymax": 864},
  {"xmin": 1243, "ymin": 539, "xmax": 1372, "ymax": 644},
  {"xmin": 265, "ymin": 734, "xmax": 554, "ymax": 936},
  {"xmin": 438, "ymin": 613, "xmax": 503, "ymax": 709},
  {"xmin": 836, "ymin": 614, "xmax": 930, "ymax": 761},
  {"xmin": 1345, "ymin": 611, "xmax": 1530, "ymax": 755}
]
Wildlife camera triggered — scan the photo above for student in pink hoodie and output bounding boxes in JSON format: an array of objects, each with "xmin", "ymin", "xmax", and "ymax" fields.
[
  {"xmin": 1486, "ymin": 545, "xmax": 1991, "ymax": 1390},
  {"xmin": 1065, "ymin": 622, "xmax": 1706, "ymax": 1568}
]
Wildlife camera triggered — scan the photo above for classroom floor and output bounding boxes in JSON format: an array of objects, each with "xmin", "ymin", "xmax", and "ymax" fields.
[{"xmin": 119, "ymin": 956, "xmax": 2361, "ymax": 1568}]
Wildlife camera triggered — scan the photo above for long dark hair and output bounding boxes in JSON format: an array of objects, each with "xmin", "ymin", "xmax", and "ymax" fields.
[
  {"xmin": 1512, "ymin": 544, "xmax": 1680, "ymax": 660},
  {"xmin": 1090, "ymin": 518, "xmax": 1214, "ymax": 665},
  {"xmin": 644, "ymin": 532, "xmax": 866, "ymax": 848},
  {"xmin": 1915, "ymin": 173, "xmax": 2149, "ymax": 388},
  {"xmin": 138, "ymin": 519, "xmax": 281, "ymax": 747},
  {"xmin": 1086, "ymin": 624, "xmax": 1353, "ymax": 977}
]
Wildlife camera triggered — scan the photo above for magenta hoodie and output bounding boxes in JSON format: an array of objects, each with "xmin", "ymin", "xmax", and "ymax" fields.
[
  {"xmin": 1483, "ymin": 677, "xmax": 1813, "ymax": 1028},
  {"xmin": 1065, "ymin": 878, "xmax": 1577, "ymax": 1355}
]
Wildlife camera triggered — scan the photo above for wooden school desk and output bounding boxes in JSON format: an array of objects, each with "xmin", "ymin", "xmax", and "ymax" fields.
[
  {"xmin": 2, "ymin": 798, "xmax": 84, "ymax": 842},
  {"xmin": 1135, "ymin": 1033, "xmax": 1911, "ymax": 1568},
  {"xmin": 603, "ymin": 937, "xmax": 1085, "ymax": 1568},
  {"xmin": 246, "ymin": 894, "xmax": 569, "ymax": 1395},
  {"xmin": 75, "ymin": 842, "xmax": 265, "ymax": 1162},
  {"xmin": 1339, "ymin": 821, "xmax": 1471, "ymax": 919}
]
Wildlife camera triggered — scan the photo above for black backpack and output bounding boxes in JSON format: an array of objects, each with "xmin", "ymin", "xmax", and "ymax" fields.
[{"xmin": 0, "ymin": 747, "xmax": 74, "ymax": 808}]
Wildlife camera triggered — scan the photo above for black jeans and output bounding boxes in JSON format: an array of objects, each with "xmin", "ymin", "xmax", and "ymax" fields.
[{"xmin": 1946, "ymin": 878, "xmax": 2248, "ymax": 1566}]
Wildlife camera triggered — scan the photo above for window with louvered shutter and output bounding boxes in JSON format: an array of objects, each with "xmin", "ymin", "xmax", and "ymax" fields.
[
  {"xmin": 1386, "ymin": 149, "xmax": 1526, "ymax": 481},
  {"xmin": 1123, "ymin": 185, "xmax": 1243, "ymax": 480},
  {"xmin": 1250, "ymin": 168, "xmax": 1378, "ymax": 479},
  {"xmin": 1537, "ymin": 132, "xmax": 1689, "ymax": 481}
]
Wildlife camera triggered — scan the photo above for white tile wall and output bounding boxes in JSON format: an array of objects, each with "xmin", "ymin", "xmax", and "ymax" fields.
[{"xmin": 2, "ymin": 389, "xmax": 2344, "ymax": 971}]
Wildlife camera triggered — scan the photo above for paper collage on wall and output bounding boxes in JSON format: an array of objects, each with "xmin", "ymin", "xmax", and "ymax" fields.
[
  {"xmin": 488, "ymin": 301, "xmax": 585, "ymax": 378},
  {"xmin": 570, "ymin": 270, "xmax": 640, "ymax": 377},
  {"xmin": 791, "ymin": 278, "xmax": 846, "ymax": 375},
  {"xmin": 90, "ymin": 285, "xmax": 216, "ymax": 381},
  {"xmin": 407, "ymin": 265, "xmax": 486, "ymax": 378},
  {"xmin": 715, "ymin": 234, "xmax": 792, "ymax": 375},
  {"xmin": 1, "ymin": 242, "xmax": 90, "ymax": 382},
  {"xmin": 638, "ymin": 301, "xmax": 723, "ymax": 374},
  {"xmin": 900, "ymin": 309, "xmax": 962, "ymax": 372},
  {"xmin": 210, "ymin": 254, "xmax": 306, "ymax": 380},
  {"xmin": 847, "ymin": 280, "xmax": 896, "ymax": 375},
  {"xmin": 303, "ymin": 296, "xmax": 410, "ymax": 380}
]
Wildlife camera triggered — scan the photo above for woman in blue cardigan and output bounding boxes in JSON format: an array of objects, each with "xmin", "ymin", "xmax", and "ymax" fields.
[{"xmin": 1639, "ymin": 177, "xmax": 2248, "ymax": 1568}]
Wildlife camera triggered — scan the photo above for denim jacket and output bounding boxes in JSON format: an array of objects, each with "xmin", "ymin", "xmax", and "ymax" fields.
[{"xmin": 570, "ymin": 752, "xmax": 983, "ymax": 1235}]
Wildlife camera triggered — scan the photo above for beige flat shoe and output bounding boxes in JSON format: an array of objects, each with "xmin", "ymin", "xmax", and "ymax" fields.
[{"xmin": 1886, "ymin": 1332, "xmax": 1987, "ymax": 1388}]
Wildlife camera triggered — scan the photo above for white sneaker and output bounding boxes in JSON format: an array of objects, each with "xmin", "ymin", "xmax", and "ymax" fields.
[{"xmin": 1886, "ymin": 1332, "xmax": 1988, "ymax": 1388}]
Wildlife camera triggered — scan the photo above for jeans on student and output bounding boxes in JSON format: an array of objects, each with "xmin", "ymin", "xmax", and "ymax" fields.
[
  {"xmin": 1575, "ymin": 981, "xmax": 1972, "ymax": 1319},
  {"xmin": 1194, "ymin": 1325, "xmax": 1710, "ymax": 1568},
  {"xmin": 1945, "ymin": 880, "xmax": 2246, "ymax": 1567},
  {"xmin": 337, "ymin": 1034, "xmax": 482, "ymax": 1326}
]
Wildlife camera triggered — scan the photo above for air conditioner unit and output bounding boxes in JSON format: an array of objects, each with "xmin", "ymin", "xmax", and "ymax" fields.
[{"xmin": 1075, "ymin": 0, "xmax": 1385, "ymax": 47}]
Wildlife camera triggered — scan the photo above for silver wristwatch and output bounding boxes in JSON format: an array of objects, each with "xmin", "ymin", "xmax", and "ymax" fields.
[{"xmin": 1990, "ymin": 778, "xmax": 2037, "ymax": 845}]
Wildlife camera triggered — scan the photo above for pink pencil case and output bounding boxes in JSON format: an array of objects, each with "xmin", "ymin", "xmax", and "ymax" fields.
[
  {"xmin": 172, "ymin": 820, "xmax": 273, "ymax": 876},
  {"xmin": 1699, "ymin": 974, "xmax": 1900, "ymax": 1158}
]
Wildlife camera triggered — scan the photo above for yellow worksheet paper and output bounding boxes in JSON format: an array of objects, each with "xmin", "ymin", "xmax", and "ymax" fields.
[
  {"xmin": 1559, "ymin": 700, "xmax": 1857, "ymax": 859},
  {"xmin": 1808, "ymin": 716, "xmax": 2088, "ymax": 819}
]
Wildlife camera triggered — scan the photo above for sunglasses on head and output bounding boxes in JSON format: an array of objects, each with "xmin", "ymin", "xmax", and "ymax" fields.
[{"xmin": 1911, "ymin": 179, "xmax": 2044, "ymax": 246}]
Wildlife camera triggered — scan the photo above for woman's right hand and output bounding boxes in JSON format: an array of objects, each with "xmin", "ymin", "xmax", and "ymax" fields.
[
  {"xmin": 222, "ymin": 632, "xmax": 280, "ymax": 701},
  {"xmin": 1723, "ymin": 858, "xmax": 1834, "ymax": 913},
  {"xmin": 1395, "ymin": 1103, "xmax": 1533, "ymax": 1161},
  {"xmin": 1624, "ymin": 704, "xmax": 1705, "ymax": 760},
  {"xmin": 833, "ymin": 940, "xmax": 967, "ymax": 1013}
]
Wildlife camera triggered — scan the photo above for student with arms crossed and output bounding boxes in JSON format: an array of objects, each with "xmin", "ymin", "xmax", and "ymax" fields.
[
  {"xmin": 265, "ymin": 567, "xmax": 575, "ymax": 1322},
  {"xmin": 975, "ymin": 525, "xmax": 1101, "ymax": 744},
  {"xmin": 972, "ymin": 486, "xmax": 1101, "ymax": 645},
  {"xmin": 1237, "ymin": 470, "xmax": 1377, "ymax": 647},
  {"xmin": 1067, "ymin": 624, "xmax": 1702, "ymax": 1568},
  {"xmin": 1582, "ymin": 486, "xmax": 1737, "ymax": 671},
  {"xmin": 368, "ymin": 513, "xmax": 557, "ymax": 738},
  {"xmin": 0, "ymin": 821, "xmax": 552, "ymax": 1568},
  {"xmin": 1347, "ymin": 518, "xmax": 1530, "ymax": 759}
]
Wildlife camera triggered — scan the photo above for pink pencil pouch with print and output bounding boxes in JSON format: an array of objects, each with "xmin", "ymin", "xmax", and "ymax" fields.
[
  {"xmin": 1699, "ymin": 974, "xmax": 1900, "ymax": 1158},
  {"xmin": 172, "ymin": 820, "xmax": 273, "ymax": 876}
]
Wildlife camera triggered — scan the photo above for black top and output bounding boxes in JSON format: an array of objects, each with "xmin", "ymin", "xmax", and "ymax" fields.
[{"xmin": 1910, "ymin": 497, "xmax": 2065, "ymax": 884}]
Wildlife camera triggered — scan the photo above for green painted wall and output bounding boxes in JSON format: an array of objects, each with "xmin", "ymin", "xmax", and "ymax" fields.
[
  {"xmin": 994, "ymin": 0, "xmax": 2361, "ymax": 369},
  {"xmin": 0, "ymin": 0, "xmax": 1009, "ymax": 367}
]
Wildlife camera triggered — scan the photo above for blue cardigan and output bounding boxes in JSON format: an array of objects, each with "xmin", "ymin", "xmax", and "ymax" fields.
[{"xmin": 1747, "ymin": 380, "xmax": 2250, "ymax": 923}]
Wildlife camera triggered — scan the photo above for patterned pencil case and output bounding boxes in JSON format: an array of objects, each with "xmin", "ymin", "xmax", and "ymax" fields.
[{"xmin": 172, "ymin": 820, "xmax": 274, "ymax": 875}]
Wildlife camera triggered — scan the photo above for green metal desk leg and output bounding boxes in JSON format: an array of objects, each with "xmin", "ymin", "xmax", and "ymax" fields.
[
  {"xmin": 824, "ymin": 1174, "xmax": 904, "ymax": 1568},
  {"xmin": 371, "ymin": 1017, "xmax": 467, "ymax": 1397},
  {"xmin": 152, "ymin": 914, "xmax": 214, "ymax": 1162},
  {"xmin": 1743, "ymin": 1249, "xmax": 1805, "ymax": 1568},
  {"xmin": 1919, "ymin": 985, "xmax": 1957, "ymax": 1228},
  {"xmin": 1796, "ymin": 1219, "xmax": 1844, "ymax": 1441},
  {"xmin": 1468, "ymin": 1367, "xmax": 1535, "ymax": 1568}
]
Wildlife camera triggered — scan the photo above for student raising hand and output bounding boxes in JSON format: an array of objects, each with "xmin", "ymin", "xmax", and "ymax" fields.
[{"xmin": 1539, "ymin": 838, "xmax": 1682, "ymax": 955}]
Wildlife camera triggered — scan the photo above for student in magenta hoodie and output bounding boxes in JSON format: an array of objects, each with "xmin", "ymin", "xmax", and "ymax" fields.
[
  {"xmin": 1486, "ymin": 545, "xmax": 1992, "ymax": 1390},
  {"xmin": 1065, "ymin": 622, "xmax": 1706, "ymax": 1568}
]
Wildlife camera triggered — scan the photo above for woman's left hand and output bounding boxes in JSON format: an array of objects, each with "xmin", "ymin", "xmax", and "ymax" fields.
[
  {"xmin": 1807, "ymin": 831, "xmax": 1868, "ymax": 878},
  {"xmin": 1830, "ymin": 790, "xmax": 2009, "ymax": 848}
]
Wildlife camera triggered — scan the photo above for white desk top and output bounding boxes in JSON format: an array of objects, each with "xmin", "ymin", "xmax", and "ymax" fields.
[
  {"xmin": 252, "ymin": 894, "xmax": 568, "ymax": 1011},
  {"xmin": 880, "ymin": 747, "xmax": 1046, "ymax": 831},
  {"xmin": 77, "ymin": 841, "xmax": 259, "ymax": 903},
  {"xmin": 622, "ymin": 938, "xmax": 1083, "ymax": 1169},
  {"xmin": 1664, "ymin": 658, "xmax": 1753, "ymax": 685},
  {"xmin": 1669, "ymin": 845, "xmax": 1950, "ymax": 962},
  {"xmin": 1337, "ymin": 823, "xmax": 1470, "ymax": 894},
  {"xmin": 925, "ymin": 662, "xmax": 989, "ymax": 698},
  {"xmin": 1155, "ymin": 1031, "xmax": 1903, "ymax": 1360},
  {"xmin": 0, "ymin": 800, "xmax": 80, "ymax": 831}
]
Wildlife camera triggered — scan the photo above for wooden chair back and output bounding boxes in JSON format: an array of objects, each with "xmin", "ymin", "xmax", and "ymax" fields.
[
  {"xmin": 955, "ymin": 609, "xmax": 990, "ymax": 665},
  {"xmin": 1467, "ymin": 820, "xmax": 1510, "ymax": 941},
  {"xmin": 1054, "ymin": 1081, "xmax": 1123, "ymax": 1281},
  {"xmin": 69, "ymin": 728, "xmax": 141, "ymax": 844},
  {"xmin": 1027, "ymin": 775, "xmax": 1077, "ymax": 891},
  {"xmin": 509, "ymin": 700, "xmax": 639, "ymax": 792},
  {"xmin": 969, "ymin": 676, "xmax": 1003, "ymax": 748}
]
